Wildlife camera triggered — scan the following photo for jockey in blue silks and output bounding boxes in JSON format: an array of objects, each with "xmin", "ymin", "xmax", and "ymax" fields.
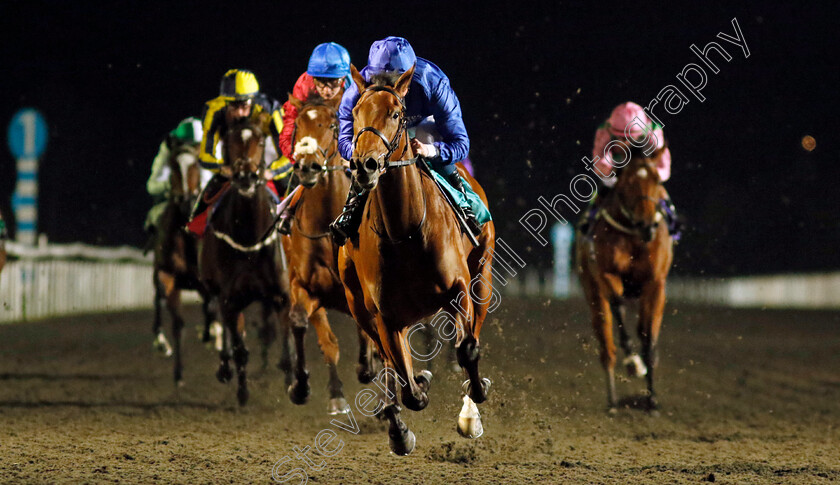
[{"xmin": 330, "ymin": 36, "xmax": 480, "ymax": 245}]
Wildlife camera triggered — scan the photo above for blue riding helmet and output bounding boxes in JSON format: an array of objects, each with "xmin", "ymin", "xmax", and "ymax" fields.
[
  {"xmin": 307, "ymin": 42, "xmax": 351, "ymax": 79},
  {"xmin": 367, "ymin": 36, "xmax": 416, "ymax": 74}
]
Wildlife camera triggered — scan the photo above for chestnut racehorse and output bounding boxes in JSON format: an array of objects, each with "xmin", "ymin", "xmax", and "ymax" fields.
[
  {"xmin": 199, "ymin": 115, "xmax": 290, "ymax": 405},
  {"xmin": 281, "ymin": 95, "xmax": 378, "ymax": 414},
  {"xmin": 576, "ymin": 145, "xmax": 674, "ymax": 414},
  {"xmin": 338, "ymin": 65, "xmax": 496, "ymax": 455},
  {"xmin": 152, "ymin": 144, "xmax": 220, "ymax": 383}
]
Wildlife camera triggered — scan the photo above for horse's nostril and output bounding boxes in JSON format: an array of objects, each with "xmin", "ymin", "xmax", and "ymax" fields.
[
  {"xmin": 349, "ymin": 159, "xmax": 358, "ymax": 171},
  {"xmin": 364, "ymin": 158, "xmax": 378, "ymax": 172},
  {"xmin": 311, "ymin": 163, "xmax": 322, "ymax": 172}
]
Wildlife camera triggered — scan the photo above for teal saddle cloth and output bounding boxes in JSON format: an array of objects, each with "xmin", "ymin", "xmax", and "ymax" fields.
[{"xmin": 428, "ymin": 170, "xmax": 492, "ymax": 224}]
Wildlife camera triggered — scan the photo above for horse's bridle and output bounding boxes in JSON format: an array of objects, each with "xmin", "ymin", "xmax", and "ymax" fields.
[
  {"xmin": 292, "ymin": 105, "xmax": 344, "ymax": 172},
  {"xmin": 599, "ymin": 163, "xmax": 665, "ymax": 238},
  {"xmin": 351, "ymin": 85, "xmax": 413, "ymax": 170}
]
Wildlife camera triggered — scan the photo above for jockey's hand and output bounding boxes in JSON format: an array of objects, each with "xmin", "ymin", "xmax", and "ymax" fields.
[
  {"xmin": 263, "ymin": 169, "xmax": 274, "ymax": 180},
  {"xmin": 220, "ymin": 165, "xmax": 233, "ymax": 178},
  {"xmin": 410, "ymin": 138, "xmax": 438, "ymax": 158}
]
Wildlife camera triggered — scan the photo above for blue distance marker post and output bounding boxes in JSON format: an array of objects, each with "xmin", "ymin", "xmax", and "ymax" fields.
[
  {"xmin": 550, "ymin": 222, "xmax": 574, "ymax": 298},
  {"xmin": 8, "ymin": 108, "xmax": 48, "ymax": 245}
]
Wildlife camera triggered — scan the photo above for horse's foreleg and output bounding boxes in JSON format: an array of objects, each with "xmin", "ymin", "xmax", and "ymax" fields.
[
  {"xmin": 381, "ymin": 360, "xmax": 416, "ymax": 456},
  {"xmin": 152, "ymin": 270, "xmax": 173, "ymax": 357},
  {"xmin": 287, "ymin": 301, "xmax": 311, "ymax": 405},
  {"xmin": 591, "ymin": 292, "xmax": 618, "ymax": 412},
  {"xmin": 639, "ymin": 280, "xmax": 666, "ymax": 412},
  {"xmin": 232, "ymin": 312, "xmax": 250, "ymax": 406},
  {"xmin": 452, "ymin": 280, "xmax": 490, "ymax": 405},
  {"xmin": 380, "ymin": 324, "xmax": 430, "ymax": 412},
  {"xmin": 309, "ymin": 307, "xmax": 350, "ymax": 415},
  {"xmin": 216, "ymin": 307, "xmax": 235, "ymax": 384},
  {"xmin": 165, "ymin": 287, "xmax": 185, "ymax": 386},
  {"xmin": 612, "ymin": 299, "xmax": 647, "ymax": 378}
]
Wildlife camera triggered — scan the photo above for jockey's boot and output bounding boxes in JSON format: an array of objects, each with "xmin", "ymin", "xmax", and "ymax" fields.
[
  {"xmin": 445, "ymin": 171, "xmax": 482, "ymax": 237},
  {"xmin": 189, "ymin": 173, "xmax": 226, "ymax": 221},
  {"xmin": 142, "ymin": 225, "xmax": 157, "ymax": 256},
  {"xmin": 277, "ymin": 181, "xmax": 304, "ymax": 235},
  {"xmin": 329, "ymin": 184, "xmax": 369, "ymax": 246}
]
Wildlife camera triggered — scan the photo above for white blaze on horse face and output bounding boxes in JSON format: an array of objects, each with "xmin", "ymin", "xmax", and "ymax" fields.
[
  {"xmin": 636, "ymin": 168, "xmax": 648, "ymax": 179},
  {"xmin": 240, "ymin": 129, "xmax": 253, "ymax": 143},
  {"xmin": 306, "ymin": 110, "xmax": 318, "ymax": 120},
  {"xmin": 294, "ymin": 136, "xmax": 319, "ymax": 159}
]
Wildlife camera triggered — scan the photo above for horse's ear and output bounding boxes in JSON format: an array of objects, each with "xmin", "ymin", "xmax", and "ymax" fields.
[
  {"xmin": 394, "ymin": 64, "xmax": 415, "ymax": 98},
  {"xmin": 350, "ymin": 64, "xmax": 366, "ymax": 94},
  {"xmin": 288, "ymin": 93, "xmax": 303, "ymax": 110}
]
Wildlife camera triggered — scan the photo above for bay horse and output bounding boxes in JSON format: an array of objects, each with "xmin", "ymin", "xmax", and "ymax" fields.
[
  {"xmin": 151, "ymin": 143, "xmax": 220, "ymax": 384},
  {"xmin": 199, "ymin": 115, "xmax": 290, "ymax": 405},
  {"xmin": 281, "ymin": 95, "xmax": 378, "ymax": 414},
  {"xmin": 575, "ymin": 145, "xmax": 674, "ymax": 414},
  {"xmin": 338, "ymin": 65, "xmax": 496, "ymax": 455}
]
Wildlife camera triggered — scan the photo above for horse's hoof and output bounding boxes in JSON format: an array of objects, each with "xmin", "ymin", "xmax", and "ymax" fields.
[
  {"xmin": 356, "ymin": 365, "xmax": 375, "ymax": 384},
  {"xmin": 403, "ymin": 391, "xmax": 429, "ymax": 412},
  {"xmin": 461, "ymin": 378, "xmax": 491, "ymax": 404},
  {"xmin": 457, "ymin": 395, "xmax": 484, "ymax": 439},
  {"xmin": 623, "ymin": 354, "xmax": 648, "ymax": 378},
  {"xmin": 327, "ymin": 397, "xmax": 351, "ymax": 415},
  {"xmin": 649, "ymin": 408, "xmax": 661, "ymax": 418},
  {"xmin": 288, "ymin": 381, "xmax": 310, "ymax": 405},
  {"xmin": 415, "ymin": 370, "xmax": 433, "ymax": 392},
  {"xmin": 216, "ymin": 366, "xmax": 233, "ymax": 383},
  {"xmin": 153, "ymin": 333, "xmax": 173, "ymax": 358},
  {"xmin": 607, "ymin": 406, "xmax": 618, "ymax": 415},
  {"xmin": 389, "ymin": 428, "xmax": 416, "ymax": 456},
  {"xmin": 237, "ymin": 386, "xmax": 250, "ymax": 406}
]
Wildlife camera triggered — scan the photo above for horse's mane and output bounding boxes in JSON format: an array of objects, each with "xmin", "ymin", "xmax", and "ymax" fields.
[{"xmin": 369, "ymin": 72, "xmax": 401, "ymax": 88}]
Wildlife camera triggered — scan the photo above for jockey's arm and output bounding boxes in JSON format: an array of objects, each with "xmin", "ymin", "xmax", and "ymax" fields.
[
  {"xmin": 429, "ymin": 78, "xmax": 470, "ymax": 167},
  {"xmin": 198, "ymin": 99, "xmax": 226, "ymax": 174},
  {"xmin": 337, "ymin": 83, "xmax": 361, "ymax": 162},
  {"xmin": 147, "ymin": 140, "xmax": 171, "ymax": 196},
  {"xmin": 264, "ymin": 99, "xmax": 294, "ymax": 181}
]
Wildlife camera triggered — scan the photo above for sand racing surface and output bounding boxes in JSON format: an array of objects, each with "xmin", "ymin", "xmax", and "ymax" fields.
[{"xmin": 0, "ymin": 298, "xmax": 838, "ymax": 484}]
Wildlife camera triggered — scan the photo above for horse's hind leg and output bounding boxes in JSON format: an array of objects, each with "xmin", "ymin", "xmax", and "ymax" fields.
[
  {"xmin": 309, "ymin": 307, "xmax": 350, "ymax": 415},
  {"xmin": 639, "ymin": 280, "xmax": 666, "ymax": 412},
  {"xmin": 232, "ymin": 312, "xmax": 250, "ymax": 406},
  {"xmin": 356, "ymin": 327, "xmax": 377, "ymax": 384},
  {"xmin": 612, "ymin": 299, "xmax": 647, "ymax": 378},
  {"xmin": 380, "ymin": 362, "xmax": 416, "ymax": 456},
  {"xmin": 201, "ymin": 293, "xmax": 222, "ymax": 351},
  {"xmin": 258, "ymin": 302, "xmax": 277, "ymax": 371}
]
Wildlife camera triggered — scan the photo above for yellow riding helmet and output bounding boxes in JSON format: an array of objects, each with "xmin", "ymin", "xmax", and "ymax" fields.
[{"xmin": 219, "ymin": 69, "xmax": 260, "ymax": 101}]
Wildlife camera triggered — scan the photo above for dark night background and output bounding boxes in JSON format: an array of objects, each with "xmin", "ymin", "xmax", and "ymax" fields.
[{"xmin": 0, "ymin": 1, "xmax": 836, "ymax": 277}]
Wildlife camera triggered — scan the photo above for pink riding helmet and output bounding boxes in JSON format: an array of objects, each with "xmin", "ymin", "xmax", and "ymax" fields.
[{"xmin": 592, "ymin": 102, "xmax": 671, "ymax": 183}]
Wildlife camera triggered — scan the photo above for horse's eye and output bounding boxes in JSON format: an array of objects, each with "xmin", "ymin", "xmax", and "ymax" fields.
[{"xmin": 392, "ymin": 112, "xmax": 399, "ymax": 120}]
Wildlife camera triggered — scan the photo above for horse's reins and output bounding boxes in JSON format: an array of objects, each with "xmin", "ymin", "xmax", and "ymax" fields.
[{"xmin": 352, "ymin": 85, "xmax": 430, "ymax": 244}]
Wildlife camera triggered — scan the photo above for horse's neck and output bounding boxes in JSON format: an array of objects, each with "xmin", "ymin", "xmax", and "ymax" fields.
[
  {"xmin": 219, "ymin": 188, "xmax": 273, "ymax": 242},
  {"xmin": 300, "ymin": 169, "xmax": 350, "ymax": 231},
  {"xmin": 372, "ymin": 162, "xmax": 425, "ymax": 241}
]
